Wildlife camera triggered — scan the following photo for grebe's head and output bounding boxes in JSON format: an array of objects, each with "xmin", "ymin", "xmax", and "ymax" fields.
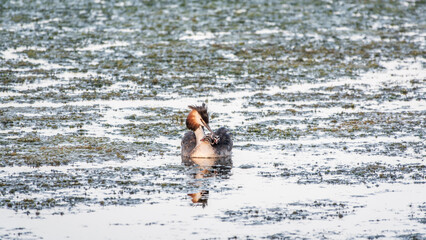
[{"xmin": 186, "ymin": 103, "xmax": 213, "ymax": 133}]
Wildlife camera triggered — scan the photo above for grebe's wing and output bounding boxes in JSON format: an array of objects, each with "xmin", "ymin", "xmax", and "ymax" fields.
[{"xmin": 181, "ymin": 131, "xmax": 196, "ymax": 157}]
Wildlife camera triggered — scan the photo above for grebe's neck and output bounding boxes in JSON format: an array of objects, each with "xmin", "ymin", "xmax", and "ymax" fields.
[
  {"xmin": 194, "ymin": 127, "xmax": 205, "ymax": 145},
  {"xmin": 190, "ymin": 126, "xmax": 217, "ymax": 159}
]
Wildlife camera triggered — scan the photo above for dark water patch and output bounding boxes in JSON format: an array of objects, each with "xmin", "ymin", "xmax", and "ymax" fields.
[
  {"xmin": 0, "ymin": 104, "xmax": 186, "ymax": 166},
  {"xmin": 303, "ymin": 111, "xmax": 425, "ymax": 146},
  {"xmin": 264, "ymin": 162, "xmax": 425, "ymax": 185},
  {"xmin": 0, "ymin": 135, "xmax": 141, "ymax": 167},
  {"xmin": 409, "ymin": 202, "xmax": 426, "ymax": 225},
  {"xmin": 237, "ymin": 123, "xmax": 300, "ymax": 141},
  {"xmin": 351, "ymin": 141, "xmax": 424, "ymax": 159},
  {"xmin": 0, "ymin": 227, "xmax": 41, "ymax": 240},
  {"xmin": 263, "ymin": 232, "xmax": 298, "ymax": 240},
  {"xmin": 0, "ymin": 106, "xmax": 102, "ymax": 130},
  {"xmin": 220, "ymin": 200, "xmax": 361, "ymax": 225},
  {"xmin": 0, "ymin": 165, "xmax": 182, "ymax": 211},
  {"xmin": 119, "ymin": 106, "xmax": 187, "ymax": 140},
  {"xmin": 397, "ymin": 233, "xmax": 425, "ymax": 240}
]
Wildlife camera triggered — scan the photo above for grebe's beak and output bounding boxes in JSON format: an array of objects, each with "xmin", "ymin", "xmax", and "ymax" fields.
[{"xmin": 200, "ymin": 118, "xmax": 214, "ymax": 135}]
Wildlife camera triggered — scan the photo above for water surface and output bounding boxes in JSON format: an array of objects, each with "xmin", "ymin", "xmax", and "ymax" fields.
[{"xmin": 0, "ymin": 0, "xmax": 425, "ymax": 239}]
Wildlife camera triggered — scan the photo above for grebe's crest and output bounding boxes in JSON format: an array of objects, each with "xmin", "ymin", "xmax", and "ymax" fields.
[{"xmin": 186, "ymin": 103, "xmax": 209, "ymax": 131}]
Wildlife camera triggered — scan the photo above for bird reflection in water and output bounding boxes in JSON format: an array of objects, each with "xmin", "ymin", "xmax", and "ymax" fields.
[{"xmin": 182, "ymin": 157, "xmax": 232, "ymax": 207}]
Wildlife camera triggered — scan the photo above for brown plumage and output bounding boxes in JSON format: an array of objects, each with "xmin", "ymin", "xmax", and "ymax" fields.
[{"xmin": 186, "ymin": 103, "xmax": 209, "ymax": 131}]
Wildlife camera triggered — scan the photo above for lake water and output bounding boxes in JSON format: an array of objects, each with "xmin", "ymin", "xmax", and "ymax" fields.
[{"xmin": 0, "ymin": 0, "xmax": 425, "ymax": 239}]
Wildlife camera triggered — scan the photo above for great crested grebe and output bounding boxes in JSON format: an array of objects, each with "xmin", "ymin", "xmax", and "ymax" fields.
[{"xmin": 181, "ymin": 103, "xmax": 232, "ymax": 160}]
